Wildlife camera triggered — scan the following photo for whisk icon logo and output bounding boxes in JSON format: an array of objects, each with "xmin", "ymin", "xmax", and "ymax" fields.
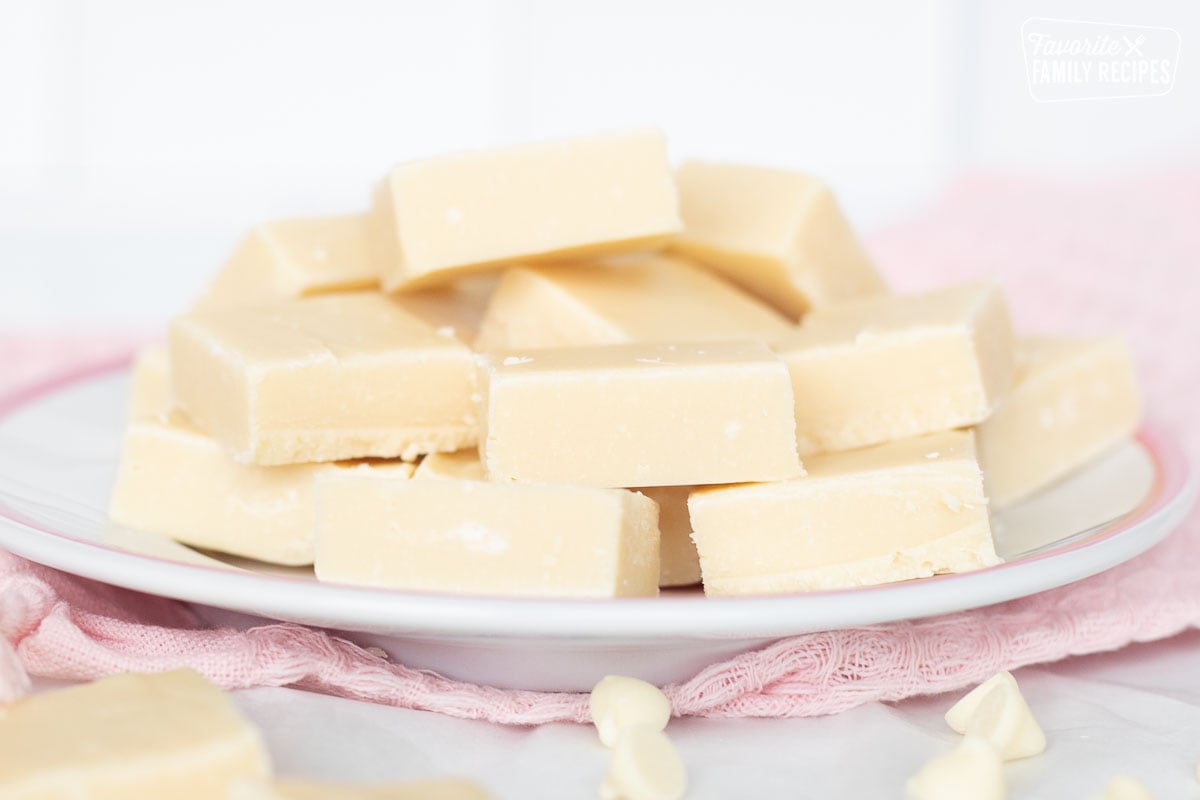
[{"xmin": 1021, "ymin": 18, "xmax": 1181, "ymax": 102}]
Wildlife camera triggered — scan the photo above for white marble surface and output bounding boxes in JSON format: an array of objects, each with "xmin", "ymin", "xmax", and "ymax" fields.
[{"xmin": 194, "ymin": 631, "xmax": 1200, "ymax": 798}]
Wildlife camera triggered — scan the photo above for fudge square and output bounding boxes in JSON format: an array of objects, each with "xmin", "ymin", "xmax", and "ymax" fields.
[
  {"xmin": 170, "ymin": 292, "xmax": 476, "ymax": 465},
  {"xmin": 0, "ymin": 670, "xmax": 269, "ymax": 798},
  {"xmin": 111, "ymin": 345, "xmax": 416, "ymax": 565},
  {"xmin": 197, "ymin": 212, "xmax": 377, "ymax": 306},
  {"xmin": 670, "ymin": 161, "xmax": 888, "ymax": 319},
  {"xmin": 473, "ymin": 255, "xmax": 791, "ymax": 352},
  {"xmin": 978, "ymin": 336, "xmax": 1142, "ymax": 509},
  {"xmin": 370, "ymin": 128, "xmax": 681, "ymax": 291},
  {"xmin": 776, "ymin": 282, "xmax": 1016, "ymax": 455},
  {"xmin": 314, "ymin": 476, "xmax": 661, "ymax": 598},
  {"xmin": 478, "ymin": 340, "xmax": 804, "ymax": 488},
  {"xmin": 689, "ymin": 430, "xmax": 999, "ymax": 596}
]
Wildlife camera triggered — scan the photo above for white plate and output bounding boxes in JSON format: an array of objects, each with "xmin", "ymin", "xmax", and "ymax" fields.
[{"xmin": 0, "ymin": 358, "xmax": 1194, "ymax": 691}]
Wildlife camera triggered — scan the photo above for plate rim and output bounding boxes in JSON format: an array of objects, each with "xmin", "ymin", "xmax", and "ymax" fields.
[{"xmin": 0, "ymin": 355, "xmax": 1195, "ymax": 641}]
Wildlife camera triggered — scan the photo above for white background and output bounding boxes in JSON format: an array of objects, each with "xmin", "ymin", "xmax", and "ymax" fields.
[{"xmin": 1, "ymin": 0, "xmax": 1197, "ymax": 328}]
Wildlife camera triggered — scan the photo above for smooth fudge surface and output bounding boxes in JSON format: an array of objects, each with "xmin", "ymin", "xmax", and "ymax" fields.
[
  {"xmin": 671, "ymin": 161, "xmax": 887, "ymax": 319},
  {"xmin": 199, "ymin": 213, "xmax": 377, "ymax": 304},
  {"xmin": 689, "ymin": 430, "xmax": 999, "ymax": 596},
  {"xmin": 315, "ymin": 477, "xmax": 660, "ymax": 598},
  {"xmin": 978, "ymin": 336, "xmax": 1141, "ymax": 509},
  {"xmin": 169, "ymin": 292, "xmax": 476, "ymax": 465},
  {"xmin": 111, "ymin": 348, "xmax": 415, "ymax": 565},
  {"xmin": 410, "ymin": 450, "xmax": 698, "ymax": 588},
  {"xmin": 474, "ymin": 255, "xmax": 791, "ymax": 351},
  {"xmin": 776, "ymin": 282, "xmax": 1016, "ymax": 455},
  {"xmin": 371, "ymin": 129, "xmax": 680, "ymax": 291},
  {"xmin": 479, "ymin": 341, "xmax": 803, "ymax": 488},
  {"xmin": 0, "ymin": 670, "xmax": 269, "ymax": 799}
]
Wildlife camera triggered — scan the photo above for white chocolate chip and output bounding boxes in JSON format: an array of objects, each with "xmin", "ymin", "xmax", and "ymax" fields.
[
  {"xmin": 1094, "ymin": 775, "xmax": 1155, "ymax": 800},
  {"xmin": 944, "ymin": 671, "xmax": 1045, "ymax": 761},
  {"xmin": 599, "ymin": 725, "xmax": 686, "ymax": 800},
  {"xmin": 589, "ymin": 675, "xmax": 671, "ymax": 748},
  {"xmin": 905, "ymin": 737, "xmax": 1004, "ymax": 800}
]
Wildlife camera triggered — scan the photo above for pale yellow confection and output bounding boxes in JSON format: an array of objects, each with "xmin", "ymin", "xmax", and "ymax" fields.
[
  {"xmin": 637, "ymin": 486, "xmax": 701, "ymax": 587},
  {"xmin": 479, "ymin": 341, "xmax": 803, "ymax": 488},
  {"xmin": 413, "ymin": 450, "xmax": 487, "ymax": 481},
  {"xmin": 169, "ymin": 293, "xmax": 477, "ymax": 465},
  {"xmin": 232, "ymin": 778, "xmax": 494, "ymax": 800},
  {"xmin": 945, "ymin": 671, "xmax": 1045, "ymax": 761},
  {"xmin": 110, "ymin": 419, "xmax": 414, "ymax": 565},
  {"xmin": 314, "ymin": 476, "xmax": 660, "ymax": 598},
  {"xmin": 412, "ymin": 451, "xmax": 698, "ymax": 587},
  {"xmin": 370, "ymin": 129, "xmax": 680, "ymax": 291},
  {"xmin": 689, "ymin": 430, "xmax": 999, "ymax": 596},
  {"xmin": 0, "ymin": 669, "xmax": 269, "ymax": 799},
  {"xmin": 127, "ymin": 344, "xmax": 171, "ymax": 421},
  {"xmin": 977, "ymin": 336, "xmax": 1141, "ymax": 509},
  {"xmin": 198, "ymin": 214, "xmax": 377, "ymax": 305},
  {"xmin": 1094, "ymin": 776, "xmax": 1156, "ymax": 800},
  {"xmin": 776, "ymin": 283, "xmax": 1016, "ymax": 455},
  {"xmin": 600, "ymin": 725, "xmax": 687, "ymax": 800},
  {"xmin": 589, "ymin": 676, "xmax": 672, "ymax": 748},
  {"xmin": 671, "ymin": 161, "xmax": 887, "ymax": 319},
  {"xmin": 473, "ymin": 255, "xmax": 791, "ymax": 351},
  {"xmin": 905, "ymin": 738, "xmax": 1005, "ymax": 800},
  {"xmin": 113, "ymin": 342, "xmax": 413, "ymax": 565},
  {"xmin": 193, "ymin": 214, "xmax": 496, "ymax": 346}
]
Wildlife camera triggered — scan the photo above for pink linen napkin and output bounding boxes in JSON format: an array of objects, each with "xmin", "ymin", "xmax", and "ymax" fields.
[{"xmin": 2, "ymin": 167, "xmax": 1198, "ymax": 722}]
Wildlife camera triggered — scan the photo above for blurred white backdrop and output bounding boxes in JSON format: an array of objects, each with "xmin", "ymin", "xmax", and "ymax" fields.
[{"xmin": 1, "ymin": 0, "xmax": 1197, "ymax": 328}]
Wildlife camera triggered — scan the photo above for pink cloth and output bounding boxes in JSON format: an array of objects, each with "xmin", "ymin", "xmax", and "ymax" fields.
[{"xmin": 2, "ymin": 169, "xmax": 1198, "ymax": 722}]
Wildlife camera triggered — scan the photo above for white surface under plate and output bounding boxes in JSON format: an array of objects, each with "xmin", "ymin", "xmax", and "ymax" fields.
[{"xmin": 0, "ymin": 358, "xmax": 1194, "ymax": 691}]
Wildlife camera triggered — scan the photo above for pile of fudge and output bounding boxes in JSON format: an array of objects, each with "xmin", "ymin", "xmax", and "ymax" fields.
[{"xmin": 109, "ymin": 129, "xmax": 1142, "ymax": 598}]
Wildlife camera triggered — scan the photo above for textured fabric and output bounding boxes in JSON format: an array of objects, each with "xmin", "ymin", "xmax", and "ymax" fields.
[{"xmin": 1, "ymin": 169, "xmax": 1197, "ymax": 722}]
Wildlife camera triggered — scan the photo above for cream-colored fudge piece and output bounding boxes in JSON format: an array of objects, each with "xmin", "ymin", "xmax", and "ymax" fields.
[
  {"xmin": 0, "ymin": 669, "xmax": 269, "ymax": 799},
  {"xmin": 671, "ymin": 162, "xmax": 887, "ymax": 319},
  {"xmin": 689, "ymin": 430, "xmax": 999, "ymax": 596},
  {"xmin": 315, "ymin": 477, "xmax": 660, "ymax": 597},
  {"xmin": 479, "ymin": 341, "xmax": 802, "ymax": 488},
  {"xmin": 114, "ymin": 341, "xmax": 413, "ymax": 564},
  {"xmin": 600, "ymin": 726, "xmax": 687, "ymax": 800},
  {"xmin": 198, "ymin": 214, "xmax": 376, "ymax": 305},
  {"xmin": 109, "ymin": 419, "xmax": 414, "ymax": 565},
  {"xmin": 1094, "ymin": 776, "xmax": 1156, "ymax": 800},
  {"xmin": 370, "ymin": 129, "xmax": 680, "ymax": 291},
  {"xmin": 978, "ymin": 336, "xmax": 1141, "ymax": 509},
  {"xmin": 411, "ymin": 453, "xmax": 699, "ymax": 587},
  {"xmin": 170, "ymin": 293, "xmax": 476, "ymax": 465},
  {"xmin": 589, "ymin": 676, "xmax": 672, "ymax": 748},
  {"xmin": 474, "ymin": 255, "xmax": 790, "ymax": 351},
  {"xmin": 233, "ymin": 778, "xmax": 494, "ymax": 800},
  {"xmin": 946, "ymin": 672, "xmax": 1046, "ymax": 761},
  {"xmin": 776, "ymin": 283, "xmax": 1016, "ymax": 455},
  {"xmin": 413, "ymin": 450, "xmax": 487, "ymax": 481},
  {"xmin": 128, "ymin": 344, "xmax": 171, "ymax": 421},
  {"xmin": 637, "ymin": 486, "xmax": 701, "ymax": 587},
  {"xmin": 194, "ymin": 214, "xmax": 496, "ymax": 347},
  {"xmin": 905, "ymin": 738, "xmax": 1005, "ymax": 800}
]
